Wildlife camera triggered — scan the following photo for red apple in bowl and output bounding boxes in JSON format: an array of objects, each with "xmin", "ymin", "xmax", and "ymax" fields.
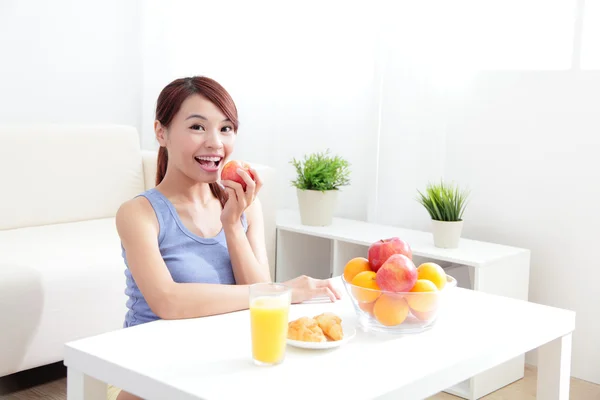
[
  {"xmin": 375, "ymin": 254, "xmax": 418, "ymax": 293},
  {"xmin": 220, "ymin": 160, "xmax": 255, "ymax": 191},
  {"xmin": 368, "ymin": 237, "xmax": 412, "ymax": 272}
]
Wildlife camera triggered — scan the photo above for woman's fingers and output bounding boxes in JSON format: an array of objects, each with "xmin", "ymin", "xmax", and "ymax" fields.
[
  {"xmin": 223, "ymin": 186, "xmax": 237, "ymax": 203},
  {"xmin": 237, "ymin": 168, "xmax": 256, "ymax": 192},
  {"xmin": 236, "ymin": 168, "xmax": 257, "ymax": 204},
  {"xmin": 248, "ymin": 167, "xmax": 263, "ymax": 196},
  {"xmin": 222, "ymin": 179, "xmax": 246, "ymax": 208},
  {"xmin": 315, "ymin": 287, "xmax": 337, "ymax": 302},
  {"xmin": 317, "ymin": 278, "xmax": 342, "ymax": 299}
]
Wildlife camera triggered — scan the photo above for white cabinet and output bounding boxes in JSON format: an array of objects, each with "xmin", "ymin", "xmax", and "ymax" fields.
[{"xmin": 275, "ymin": 209, "xmax": 531, "ymax": 400}]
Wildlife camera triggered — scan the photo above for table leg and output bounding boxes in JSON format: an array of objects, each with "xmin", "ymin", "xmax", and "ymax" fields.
[
  {"xmin": 536, "ymin": 333, "xmax": 572, "ymax": 400},
  {"xmin": 67, "ymin": 367, "xmax": 107, "ymax": 400}
]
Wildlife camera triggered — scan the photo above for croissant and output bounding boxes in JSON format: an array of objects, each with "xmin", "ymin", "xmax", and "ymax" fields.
[
  {"xmin": 314, "ymin": 312, "xmax": 344, "ymax": 341},
  {"xmin": 287, "ymin": 317, "xmax": 327, "ymax": 342}
]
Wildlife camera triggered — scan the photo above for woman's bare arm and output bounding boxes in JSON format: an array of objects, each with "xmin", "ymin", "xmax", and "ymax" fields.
[
  {"xmin": 115, "ymin": 198, "xmax": 252, "ymax": 320},
  {"xmin": 223, "ymin": 197, "xmax": 272, "ymax": 285}
]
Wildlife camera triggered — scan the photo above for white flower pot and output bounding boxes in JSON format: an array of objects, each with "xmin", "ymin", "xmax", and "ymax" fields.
[
  {"xmin": 431, "ymin": 219, "xmax": 464, "ymax": 249},
  {"xmin": 296, "ymin": 188, "xmax": 338, "ymax": 226}
]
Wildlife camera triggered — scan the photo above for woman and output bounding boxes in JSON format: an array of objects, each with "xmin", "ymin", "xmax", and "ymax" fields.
[{"xmin": 109, "ymin": 76, "xmax": 341, "ymax": 400}]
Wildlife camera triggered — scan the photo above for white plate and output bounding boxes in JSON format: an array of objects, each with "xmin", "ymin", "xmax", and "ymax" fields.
[{"xmin": 286, "ymin": 323, "xmax": 356, "ymax": 350}]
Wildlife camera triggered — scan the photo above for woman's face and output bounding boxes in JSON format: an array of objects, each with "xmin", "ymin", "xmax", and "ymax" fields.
[{"xmin": 156, "ymin": 94, "xmax": 236, "ymax": 183}]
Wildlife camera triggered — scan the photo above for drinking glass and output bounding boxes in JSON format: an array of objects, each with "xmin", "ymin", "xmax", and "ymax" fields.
[{"xmin": 249, "ymin": 283, "xmax": 292, "ymax": 366}]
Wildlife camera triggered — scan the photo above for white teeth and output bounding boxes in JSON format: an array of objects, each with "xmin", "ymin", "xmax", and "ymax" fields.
[{"xmin": 195, "ymin": 156, "xmax": 221, "ymax": 161}]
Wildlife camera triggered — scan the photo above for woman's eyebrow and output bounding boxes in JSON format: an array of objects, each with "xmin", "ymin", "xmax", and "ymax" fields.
[
  {"xmin": 185, "ymin": 114, "xmax": 231, "ymax": 123},
  {"xmin": 186, "ymin": 114, "xmax": 208, "ymax": 121}
]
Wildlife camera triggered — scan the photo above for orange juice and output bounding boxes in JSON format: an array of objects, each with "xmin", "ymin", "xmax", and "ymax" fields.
[{"xmin": 250, "ymin": 296, "xmax": 289, "ymax": 365}]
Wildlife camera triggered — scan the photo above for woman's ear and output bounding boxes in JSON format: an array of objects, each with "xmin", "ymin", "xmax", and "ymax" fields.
[{"xmin": 155, "ymin": 120, "xmax": 167, "ymax": 147}]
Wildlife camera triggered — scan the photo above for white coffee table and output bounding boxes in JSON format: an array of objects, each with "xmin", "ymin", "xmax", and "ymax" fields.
[{"xmin": 64, "ymin": 279, "xmax": 575, "ymax": 400}]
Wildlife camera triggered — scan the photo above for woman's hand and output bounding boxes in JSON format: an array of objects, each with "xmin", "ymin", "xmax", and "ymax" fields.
[
  {"xmin": 220, "ymin": 167, "xmax": 262, "ymax": 227},
  {"xmin": 283, "ymin": 275, "xmax": 343, "ymax": 303}
]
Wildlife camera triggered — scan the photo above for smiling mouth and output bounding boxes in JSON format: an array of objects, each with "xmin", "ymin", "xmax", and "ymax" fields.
[{"xmin": 194, "ymin": 156, "xmax": 222, "ymax": 169}]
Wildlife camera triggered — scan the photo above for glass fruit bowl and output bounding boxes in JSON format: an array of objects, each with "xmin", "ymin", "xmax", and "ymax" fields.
[{"xmin": 341, "ymin": 274, "xmax": 457, "ymax": 334}]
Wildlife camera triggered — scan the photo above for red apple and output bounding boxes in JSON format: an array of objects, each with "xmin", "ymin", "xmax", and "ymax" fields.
[
  {"xmin": 368, "ymin": 237, "xmax": 412, "ymax": 272},
  {"xmin": 375, "ymin": 254, "xmax": 418, "ymax": 293},
  {"xmin": 220, "ymin": 160, "xmax": 255, "ymax": 191}
]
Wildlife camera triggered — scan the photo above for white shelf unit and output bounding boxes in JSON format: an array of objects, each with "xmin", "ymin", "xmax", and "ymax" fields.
[{"xmin": 275, "ymin": 209, "xmax": 531, "ymax": 400}]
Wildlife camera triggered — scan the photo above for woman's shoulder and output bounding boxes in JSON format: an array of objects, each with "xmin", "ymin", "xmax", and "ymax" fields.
[
  {"xmin": 115, "ymin": 193, "xmax": 160, "ymax": 240},
  {"xmin": 117, "ymin": 195, "xmax": 154, "ymax": 219},
  {"xmin": 116, "ymin": 188, "xmax": 165, "ymax": 220}
]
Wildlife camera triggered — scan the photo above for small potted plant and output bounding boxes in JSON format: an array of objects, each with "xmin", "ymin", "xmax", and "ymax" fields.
[
  {"xmin": 290, "ymin": 149, "xmax": 351, "ymax": 226},
  {"xmin": 416, "ymin": 180, "xmax": 470, "ymax": 248}
]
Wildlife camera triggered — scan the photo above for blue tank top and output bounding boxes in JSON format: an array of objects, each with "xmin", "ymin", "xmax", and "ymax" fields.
[{"xmin": 121, "ymin": 188, "xmax": 247, "ymax": 328}]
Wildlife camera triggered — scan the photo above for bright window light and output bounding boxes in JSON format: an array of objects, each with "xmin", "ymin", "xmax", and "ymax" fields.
[
  {"xmin": 581, "ymin": 0, "xmax": 600, "ymax": 69},
  {"xmin": 383, "ymin": 0, "xmax": 578, "ymax": 71}
]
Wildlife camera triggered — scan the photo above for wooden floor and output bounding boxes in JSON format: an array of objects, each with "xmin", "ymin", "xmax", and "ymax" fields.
[
  {"xmin": 1, "ymin": 363, "xmax": 599, "ymax": 399},
  {"xmin": 428, "ymin": 365, "xmax": 600, "ymax": 400},
  {"xmin": 0, "ymin": 363, "xmax": 67, "ymax": 400}
]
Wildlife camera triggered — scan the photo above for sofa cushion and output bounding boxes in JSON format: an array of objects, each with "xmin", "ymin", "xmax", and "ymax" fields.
[
  {"xmin": 0, "ymin": 124, "xmax": 145, "ymax": 230},
  {"xmin": 0, "ymin": 218, "xmax": 127, "ymax": 376}
]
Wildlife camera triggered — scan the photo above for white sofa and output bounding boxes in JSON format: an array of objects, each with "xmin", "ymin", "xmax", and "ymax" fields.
[{"xmin": 0, "ymin": 124, "xmax": 277, "ymax": 378}]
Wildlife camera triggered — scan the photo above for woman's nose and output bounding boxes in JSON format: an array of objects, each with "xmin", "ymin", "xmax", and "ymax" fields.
[{"xmin": 205, "ymin": 130, "xmax": 223, "ymax": 149}]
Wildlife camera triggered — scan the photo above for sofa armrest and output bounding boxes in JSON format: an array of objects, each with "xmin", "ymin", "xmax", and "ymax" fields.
[{"xmin": 142, "ymin": 149, "xmax": 158, "ymax": 190}]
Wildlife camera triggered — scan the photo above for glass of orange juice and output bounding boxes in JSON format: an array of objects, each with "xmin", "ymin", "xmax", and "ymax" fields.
[{"xmin": 249, "ymin": 283, "xmax": 291, "ymax": 366}]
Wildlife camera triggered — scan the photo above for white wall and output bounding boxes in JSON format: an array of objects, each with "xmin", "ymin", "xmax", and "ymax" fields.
[
  {"xmin": 140, "ymin": 0, "xmax": 379, "ymax": 220},
  {"xmin": 0, "ymin": 0, "xmax": 142, "ymax": 131},
  {"xmin": 371, "ymin": 36, "xmax": 448, "ymax": 229},
  {"xmin": 444, "ymin": 70, "xmax": 600, "ymax": 384}
]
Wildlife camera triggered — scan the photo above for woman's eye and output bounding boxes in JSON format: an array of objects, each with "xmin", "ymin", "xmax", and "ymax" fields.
[
  {"xmin": 190, "ymin": 124, "xmax": 205, "ymax": 131},
  {"xmin": 222, "ymin": 126, "xmax": 233, "ymax": 133}
]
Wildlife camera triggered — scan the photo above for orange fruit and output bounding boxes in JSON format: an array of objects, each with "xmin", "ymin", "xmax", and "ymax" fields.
[
  {"xmin": 411, "ymin": 309, "xmax": 437, "ymax": 322},
  {"xmin": 351, "ymin": 271, "xmax": 381, "ymax": 303},
  {"xmin": 416, "ymin": 262, "xmax": 446, "ymax": 290},
  {"xmin": 373, "ymin": 294, "xmax": 409, "ymax": 326},
  {"xmin": 406, "ymin": 279, "xmax": 439, "ymax": 313},
  {"xmin": 359, "ymin": 301, "xmax": 375, "ymax": 316},
  {"xmin": 343, "ymin": 257, "xmax": 372, "ymax": 283}
]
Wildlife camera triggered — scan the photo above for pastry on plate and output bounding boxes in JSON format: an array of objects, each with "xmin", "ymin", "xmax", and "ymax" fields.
[
  {"xmin": 314, "ymin": 312, "xmax": 344, "ymax": 341},
  {"xmin": 287, "ymin": 317, "xmax": 327, "ymax": 342}
]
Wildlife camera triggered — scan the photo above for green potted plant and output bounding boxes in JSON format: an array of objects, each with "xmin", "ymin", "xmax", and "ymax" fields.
[
  {"xmin": 416, "ymin": 180, "xmax": 470, "ymax": 248},
  {"xmin": 290, "ymin": 149, "xmax": 351, "ymax": 226}
]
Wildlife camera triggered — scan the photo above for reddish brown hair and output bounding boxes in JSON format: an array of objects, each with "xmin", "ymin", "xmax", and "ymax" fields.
[{"xmin": 154, "ymin": 76, "xmax": 239, "ymax": 206}]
